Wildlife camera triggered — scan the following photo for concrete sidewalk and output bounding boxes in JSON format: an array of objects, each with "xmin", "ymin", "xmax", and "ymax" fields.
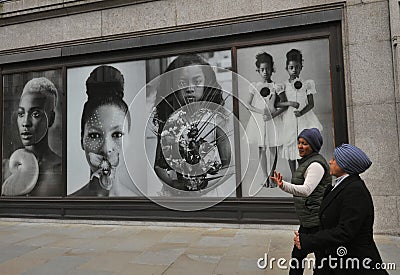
[{"xmin": 0, "ymin": 219, "xmax": 398, "ymax": 275}]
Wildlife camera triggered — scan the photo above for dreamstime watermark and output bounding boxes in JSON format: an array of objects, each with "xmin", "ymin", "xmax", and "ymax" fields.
[{"xmin": 257, "ymin": 246, "xmax": 396, "ymax": 271}]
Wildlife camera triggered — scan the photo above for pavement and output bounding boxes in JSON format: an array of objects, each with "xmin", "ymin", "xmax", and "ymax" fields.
[{"xmin": 0, "ymin": 219, "xmax": 398, "ymax": 275}]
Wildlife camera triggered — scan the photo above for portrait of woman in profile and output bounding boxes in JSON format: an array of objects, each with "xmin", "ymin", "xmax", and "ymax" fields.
[{"xmin": 70, "ymin": 65, "xmax": 131, "ymax": 197}]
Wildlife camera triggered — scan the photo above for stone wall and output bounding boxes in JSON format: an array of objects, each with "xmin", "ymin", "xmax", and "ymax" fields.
[{"xmin": 0, "ymin": 0, "xmax": 398, "ymax": 234}]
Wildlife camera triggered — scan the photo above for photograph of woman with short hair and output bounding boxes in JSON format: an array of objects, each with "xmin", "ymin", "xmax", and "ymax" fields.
[{"xmin": 2, "ymin": 72, "xmax": 63, "ymax": 196}]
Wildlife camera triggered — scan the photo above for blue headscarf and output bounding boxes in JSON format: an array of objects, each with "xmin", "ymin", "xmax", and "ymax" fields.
[
  {"xmin": 334, "ymin": 144, "xmax": 372, "ymax": 174},
  {"xmin": 298, "ymin": 128, "xmax": 323, "ymax": 152}
]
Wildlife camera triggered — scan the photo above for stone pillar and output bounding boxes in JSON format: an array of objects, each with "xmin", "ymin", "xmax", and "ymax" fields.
[{"xmin": 345, "ymin": 0, "xmax": 399, "ymax": 234}]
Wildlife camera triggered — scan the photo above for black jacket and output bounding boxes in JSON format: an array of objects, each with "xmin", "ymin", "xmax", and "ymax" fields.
[{"xmin": 300, "ymin": 174, "xmax": 388, "ymax": 274}]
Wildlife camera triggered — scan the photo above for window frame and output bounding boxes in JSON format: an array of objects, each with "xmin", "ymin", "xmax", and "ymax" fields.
[{"xmin": 0, "ymin": 9, "xmax": 346, "ymax": 224}]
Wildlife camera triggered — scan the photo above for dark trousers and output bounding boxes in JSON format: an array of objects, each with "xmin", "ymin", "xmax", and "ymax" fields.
[{"xmin": 289, "ymin": 225, "xmax": 320, "ymax": 275}]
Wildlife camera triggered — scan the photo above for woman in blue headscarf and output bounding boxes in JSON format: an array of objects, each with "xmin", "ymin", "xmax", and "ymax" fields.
[
  {"xmin": 293, "ymin": 144, "xmax": 388, "ymax": 274},
  {"xmin": 271, "ymin": 128, "xmax": 332, "ymax": 275}
]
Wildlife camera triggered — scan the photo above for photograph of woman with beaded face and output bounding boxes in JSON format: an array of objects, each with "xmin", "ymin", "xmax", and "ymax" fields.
[
  {"xmin": 2, "ymin": 70, "xmax": 63, "ymax": 196},
  {"xmin": 67, "ymin": 61, "xmax": 146, "ymax": 197}
]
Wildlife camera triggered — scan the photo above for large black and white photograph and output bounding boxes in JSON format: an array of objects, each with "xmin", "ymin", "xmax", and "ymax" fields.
[
  {"xmin": 144, "ymin": 51, "xmax": 237, "ymax": 199},
  {"xmin": 67, "ymin": 62, "xmax": 145, "ymax": 197},
  {"xmin": 237, "ymin": 38, "xmax": 334, "ymax": 197},
  {"xmin": 2, "ymin": 70, "xmax": 63, "ymax": 196}
]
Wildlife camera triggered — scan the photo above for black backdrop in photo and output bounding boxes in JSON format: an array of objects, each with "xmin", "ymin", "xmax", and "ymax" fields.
[{"xmin": 2, "ymin": 70, "xmax": 63, "ymax": 161}]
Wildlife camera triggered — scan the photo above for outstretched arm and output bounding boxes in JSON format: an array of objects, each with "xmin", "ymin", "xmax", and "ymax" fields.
[{"xmin": 270, "ymin": 163, "xmax": 324, "ymax": 197}]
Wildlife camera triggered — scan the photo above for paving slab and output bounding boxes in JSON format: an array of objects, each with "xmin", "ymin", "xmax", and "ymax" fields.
[{"xmin": 0, "ymin": 219, "xmax": 398, "ymax": 275}]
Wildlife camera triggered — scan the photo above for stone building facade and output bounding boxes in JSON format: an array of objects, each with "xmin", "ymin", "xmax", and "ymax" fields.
[{"xmin": 0, "ymin": 0, "xmax": 399, "ymax": 234}]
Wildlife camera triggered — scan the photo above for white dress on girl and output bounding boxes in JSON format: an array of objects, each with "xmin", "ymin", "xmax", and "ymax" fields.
[
  {"xmin": 280, "ymin": 79, "xmax": 323, "ymax": 160},
  {"xmin": 245, "ymin": 82, "xmax": 284, "ymax": 148}
]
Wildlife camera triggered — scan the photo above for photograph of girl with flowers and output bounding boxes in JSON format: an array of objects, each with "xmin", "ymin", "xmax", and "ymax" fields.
[{"xmin": 238, "ymin": 38, "xmax": 334, "ymax": 198}]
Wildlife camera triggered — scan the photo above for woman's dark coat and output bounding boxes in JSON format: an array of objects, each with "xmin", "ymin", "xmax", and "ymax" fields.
[{"xmin": 300, "ymin": 174, "xmax": 388, "ymax": 274}]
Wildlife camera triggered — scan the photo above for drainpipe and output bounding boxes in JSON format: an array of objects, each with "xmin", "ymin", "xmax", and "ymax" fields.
[
  {"xmin": 388, "ymin": 0, "xmax": 400, "ymax": 175},
  {"xmin": 389, "ymin": 0, "xmax": 400, "ymax": 97}
]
